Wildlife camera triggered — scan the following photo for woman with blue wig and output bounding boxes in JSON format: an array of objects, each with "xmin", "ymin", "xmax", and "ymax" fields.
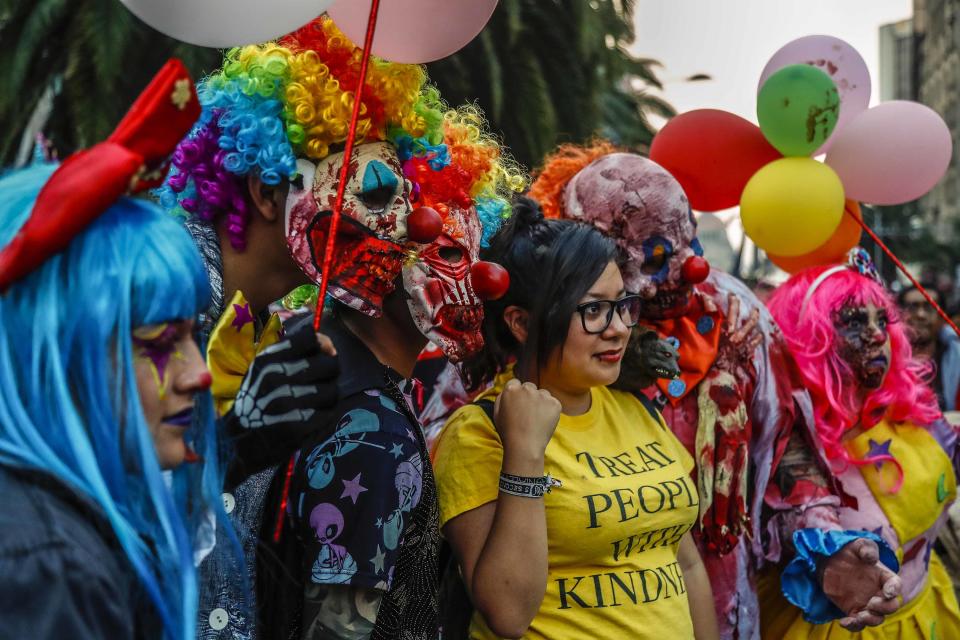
[{"xmin": 0, "ymin": 61, "xmax": 232, "ymax": 640}]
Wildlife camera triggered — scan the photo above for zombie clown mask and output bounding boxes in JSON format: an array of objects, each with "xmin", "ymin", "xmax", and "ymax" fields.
[
  {"xmin": 402, "ymin": 206, "xmax": 487, "ymax": 363},
  {"xmin": 285, "ymin": 142, "xmax": 413, "ymax": 317},
  {"xmin": 561, "ymin": 153, "xmax": 709, "ymax": 319}
]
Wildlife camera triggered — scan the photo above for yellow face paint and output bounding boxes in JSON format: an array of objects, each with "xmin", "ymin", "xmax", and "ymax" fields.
[{"xmin": 132, "ymin": 322, "xmax": 178, "ymax": 399}]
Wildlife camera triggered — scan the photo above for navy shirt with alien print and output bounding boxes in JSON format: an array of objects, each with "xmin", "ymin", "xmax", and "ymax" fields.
[
  {"xmin": 284, "ymin": 313, "xmax": 439, "ymax": 640},
  {"xmin": 294, "ymin": 389, "xmax": 424, "ymax": 588}
]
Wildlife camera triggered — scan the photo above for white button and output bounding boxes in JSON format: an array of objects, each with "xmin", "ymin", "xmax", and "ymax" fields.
[
  {"xmin": 209, "ymin": 608, "xmax": 229, "ymax": 631},
  {"xmin": 222, "ymin": 493, "xmax": 235, "ymax": 514}
]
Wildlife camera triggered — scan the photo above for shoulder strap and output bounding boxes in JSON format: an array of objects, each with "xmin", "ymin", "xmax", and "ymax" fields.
[
  {"xmin": 633, "ymin": 391, "xmax": 663, "ymax": 425},
  {"xmin": 473, "ymin": 397, "xmax": 495, "ymax": 424}
]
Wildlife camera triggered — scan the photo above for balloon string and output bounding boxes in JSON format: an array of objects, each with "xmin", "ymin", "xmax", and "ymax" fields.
[
  {"xmin": 312, "ymin": 0, "xmax": 382, "ymax": 332},
  {"xmin": 848, "ymin": 208, "xmax": 960, "ymax": 339},
  {"xmin": 275, "ymin": 0, "xmax": 382, "ymax": 545},
  {"xmin": 272, "ymin": 456, "xmax": 295, "ymax": 543}
]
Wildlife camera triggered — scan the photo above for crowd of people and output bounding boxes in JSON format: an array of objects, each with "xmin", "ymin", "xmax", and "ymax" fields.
[{"xmin": 1, "ymin": 15, "xmax": 959, "ymax": 640}]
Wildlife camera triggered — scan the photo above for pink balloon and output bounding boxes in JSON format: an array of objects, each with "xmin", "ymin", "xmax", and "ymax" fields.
[
  {"xmin": 759, "ymin": 35, "xmax": 871, "ymax": 154},
  {"xmin": 825, "ymin": 101, "xmax": 952, "ymax": 205},
  {"xmin": 327, "ymin": 0, "xmax": 498, "ymax": 64}
]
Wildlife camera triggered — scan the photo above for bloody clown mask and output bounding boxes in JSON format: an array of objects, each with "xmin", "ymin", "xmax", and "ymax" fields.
[
  {"xmin": 285, "ymin": 142, "xmax": 413, "ymax": 317},
  {"xmin": 561, "ymin": 153, "xmax": 708, "ymax": 319},
  {"xmin": 402, "ymin": 206, "xmax": 485, "ymax": 362}
]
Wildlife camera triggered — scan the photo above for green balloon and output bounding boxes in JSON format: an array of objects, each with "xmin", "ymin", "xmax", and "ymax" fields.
[{"xmin": 757, "ymin": 64, "xmax": 840, "ymax": 156}]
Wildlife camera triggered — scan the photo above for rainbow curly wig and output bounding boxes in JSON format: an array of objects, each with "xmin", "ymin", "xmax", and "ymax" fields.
[
  {"xmin": 767, "ymin": 266, "xmax": 940, "ymax": 482},
  {"xmin": 159, "ymin": 16, "xmax": 525, "ymax": 250}
]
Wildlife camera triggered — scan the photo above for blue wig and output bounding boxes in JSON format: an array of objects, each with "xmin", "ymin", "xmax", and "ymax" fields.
[{"xmin": 0, "ymin": 163, "xmax": 228, "ymax": 640}]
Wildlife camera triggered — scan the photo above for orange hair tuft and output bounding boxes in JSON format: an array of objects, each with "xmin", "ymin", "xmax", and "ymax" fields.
[{"xmin": 528, "ymin": 140, "xmax": 623, "ymax": 219}]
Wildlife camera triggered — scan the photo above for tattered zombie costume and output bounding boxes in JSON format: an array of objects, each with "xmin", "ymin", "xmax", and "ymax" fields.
[
  {"xmin": 762, "ymin": 251, "xmax": 960, "ymax": 639},
  {"xmin": 525, "ymin": 144, "xmax": 885, "ymax": 639},
  {"xmin": 160, "ymin": 16, "xmax": 521, "ymax": 639}
]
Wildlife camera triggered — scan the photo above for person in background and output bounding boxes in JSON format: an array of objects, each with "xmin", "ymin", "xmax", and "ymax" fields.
[{"xmin": 899, "ymin": 283, "xmax": 960, "ymax": 411}]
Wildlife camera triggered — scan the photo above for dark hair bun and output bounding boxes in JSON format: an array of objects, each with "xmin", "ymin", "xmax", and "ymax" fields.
[{"xmin": 511, "ymin": 195, "xmax": 545, "ymax": 230}]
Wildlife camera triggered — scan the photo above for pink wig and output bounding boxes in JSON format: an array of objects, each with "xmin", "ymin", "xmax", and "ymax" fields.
[{"xmin": 768, "ymin": 266, "xmax": 940, "ymax": 478}]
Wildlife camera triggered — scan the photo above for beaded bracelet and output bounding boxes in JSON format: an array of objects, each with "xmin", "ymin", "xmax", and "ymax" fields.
[{"xmin": 498, "ymin": 472, "xmax": 562, "ymax": 498}]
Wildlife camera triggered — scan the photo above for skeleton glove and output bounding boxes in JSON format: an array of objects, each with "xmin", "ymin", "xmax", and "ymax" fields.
[{"xmin": 223, "ymin": 313, "xmax": 339, "ymax": 489}]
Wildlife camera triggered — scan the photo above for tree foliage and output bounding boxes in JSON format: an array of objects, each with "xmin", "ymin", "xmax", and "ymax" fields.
[{"xmin": 0, "ymin": 0, "xmax": 670, "ymax": 170}]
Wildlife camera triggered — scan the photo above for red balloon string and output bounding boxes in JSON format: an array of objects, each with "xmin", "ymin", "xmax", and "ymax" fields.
[
  {"xmin": 847, "ymin": 207, "xmax": 960, "ymax": 339},
  {"xmin": 312, "ymin": 0, "xmax": 382, "ymax": 332},
  {"xmin": 272, "ymin": 456, "xmax": 295, "ymax": 543},
  {"xmin": 273, "ymin": 0, "xmax": 382, "ymax": 545}
]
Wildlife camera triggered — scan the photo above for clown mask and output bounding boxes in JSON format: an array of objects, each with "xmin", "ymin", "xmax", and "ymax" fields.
[
  {"xmin": 402, "ymin": 206, "xmax": 485, "ymax": 362},
  {"xmin": 562, "ymin": 153, "xmax": 709, "ymax": 319},
  {"xmin": 285, "ymin": 142, "xmax": 413, "ymax": 317}
]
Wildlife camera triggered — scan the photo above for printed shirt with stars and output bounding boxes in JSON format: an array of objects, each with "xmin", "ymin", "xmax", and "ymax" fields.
[{"xmin": 290, "ymin": 387, "xmax": 427, "ymax": 591}]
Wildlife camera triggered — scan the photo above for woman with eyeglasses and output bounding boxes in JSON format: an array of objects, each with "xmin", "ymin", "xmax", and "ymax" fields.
[{"xmin": 432, "ymin": 197, "xmax": 718, "ymax": 639}]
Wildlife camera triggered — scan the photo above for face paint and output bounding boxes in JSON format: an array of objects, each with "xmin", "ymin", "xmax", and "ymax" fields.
[
  {"xmin": 285, "ymin": 143, "xmax": 413, "ymax": 317},
  {"xmin": 833, "ymin": 301, "xmax": 892, "ymax": 389},
  {"xmin": 403, "ymin": 206, "xmax": 485, "ymax": 362},
  {"xmin": 561, "ymin": 153, "xmax": 706, "ymax": 319},
  {"xmin": 132, "ymin": 323, "xmax": 183, "ymax": 399}
]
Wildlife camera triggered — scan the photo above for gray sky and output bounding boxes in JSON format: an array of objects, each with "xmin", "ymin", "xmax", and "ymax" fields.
[
  {"xmin": 631, "ymin": 0, "xmax": 913, "ymax": 269},
  {"xmin": 632, "ymin": 0, "xmax": 912, "ymax": 125}
]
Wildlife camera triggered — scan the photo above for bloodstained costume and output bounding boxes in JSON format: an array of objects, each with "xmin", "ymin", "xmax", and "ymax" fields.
[
  {"xmin": 762, "ymin": 251, "xmax": 960, "ymax": 638},
  {"xmin": 525, "ymin": 145, "xmax": 884, "ymax": 639}
]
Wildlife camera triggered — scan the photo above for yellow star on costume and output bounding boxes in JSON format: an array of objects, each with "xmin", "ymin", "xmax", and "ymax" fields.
[
  {"xmin": 207, "ymin": 290, "xmax": 283, "ymax": 416},
  {"xmin": 171, "ymin": 79, "xmax": 192, "ymax": 111}
]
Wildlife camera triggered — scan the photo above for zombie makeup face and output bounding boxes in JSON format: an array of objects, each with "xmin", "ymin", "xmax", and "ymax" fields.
[
  {"xmin": 402, "ymin": 206, "xmax": 485, "ymax": 362},
  {"xmin": 561, "ymin": 153, "xmax": 707, "ymax": 319},
  {"xmin": 833, "ymin": 301, "xmax": 892, "ymax": 389},
  {"xmin": 285, "ymin": 142, "xmax": 413, "ymax": 317}
]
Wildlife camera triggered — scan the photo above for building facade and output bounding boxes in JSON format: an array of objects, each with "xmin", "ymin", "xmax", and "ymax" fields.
[
  {"xmin": 914, "ymin": 0, "xmax": 960, "ymax": 239},
  {"xmin": 880, "ymin": 18, "xmax": 915, "ymax": 101}
]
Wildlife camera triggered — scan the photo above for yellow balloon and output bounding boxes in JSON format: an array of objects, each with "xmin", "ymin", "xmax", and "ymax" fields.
[{"xmin": 740, "ymin": 158, "xmax": 845, "ymax": 257}]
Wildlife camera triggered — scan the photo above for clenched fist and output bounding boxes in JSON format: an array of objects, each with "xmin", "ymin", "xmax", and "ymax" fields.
[{"xmin": 494, "ymin": 378, "xmax": 561, "ymax": 472}]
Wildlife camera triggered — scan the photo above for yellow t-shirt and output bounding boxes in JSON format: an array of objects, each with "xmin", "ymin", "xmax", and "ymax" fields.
[{"xmin": 434, "ymin": 373, "xmax": 698, "ymax": 639}]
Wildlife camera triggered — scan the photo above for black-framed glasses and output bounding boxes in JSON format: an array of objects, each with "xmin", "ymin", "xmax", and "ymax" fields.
[{"xmin": 575, "ymin": 295, "xmax": 642, "ymax": 334}]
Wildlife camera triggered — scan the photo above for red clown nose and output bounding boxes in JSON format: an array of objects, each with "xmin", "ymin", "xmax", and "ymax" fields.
[
  {"xmin": 471, "ymin": 261, "xmax": 510, "ymax": 300},
  {"xmin": 407, "ymin": 206, "xmax": 444, "ymax": 244},
  {"xmin": 682, "ymin": 255, "xmax": 710, "ymax": 284}
]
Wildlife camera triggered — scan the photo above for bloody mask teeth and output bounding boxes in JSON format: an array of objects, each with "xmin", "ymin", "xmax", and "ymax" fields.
[{"xmin": 403, "ymin": 206, "xmax": 486, "ymax": 361}]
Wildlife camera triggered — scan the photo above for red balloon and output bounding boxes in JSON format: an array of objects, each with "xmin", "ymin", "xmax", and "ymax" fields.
[
  {"xmin": 470, "ymin": 261, "xmax": 510, "ymax": 300},
  {"xmin": 650, "ymin": 109, "xmax": 781, "ymax": 212},
  {"xmin": 682, "ymin": 256, "xmax": 711, "ymax": 284},
  {"xmin": 407, "ymin": 206, "xmax": 444, "ymax": 244}
]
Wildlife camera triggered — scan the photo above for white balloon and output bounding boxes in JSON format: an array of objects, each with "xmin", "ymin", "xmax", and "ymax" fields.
[{"xmin": 119, "ymin": 0, "xmax": 335, "ymax": 48}]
